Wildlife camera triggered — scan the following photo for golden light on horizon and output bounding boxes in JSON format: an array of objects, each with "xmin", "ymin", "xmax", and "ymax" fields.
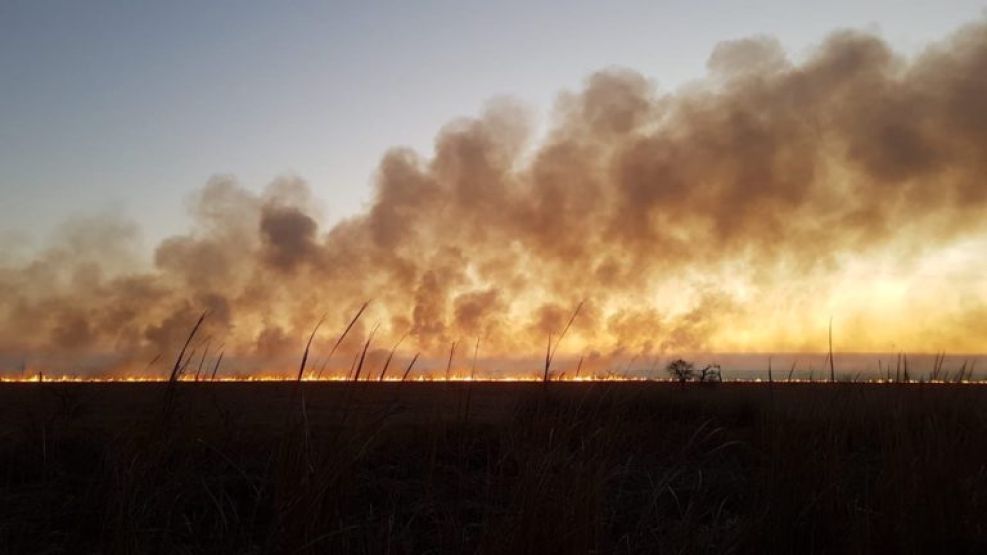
[{"xmin": 2, "ymin": 19, "xmax": 987, "ymax": 378}]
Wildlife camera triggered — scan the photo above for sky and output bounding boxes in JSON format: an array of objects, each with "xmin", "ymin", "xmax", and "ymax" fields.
[
  {"xmin": 2, "ymin": 0, "xmax": 985, "ymax": 249},
  {"xmin": 2, "ymin": 1, "xmax": 987, "ymax": 376}
]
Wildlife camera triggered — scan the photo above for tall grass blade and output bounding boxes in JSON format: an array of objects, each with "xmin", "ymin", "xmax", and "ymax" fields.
[
  {"xmin": 161, "ymin": 312, "xmax": 207, "ymax": 430},
  {"xmin": 168, "ymin": 312, "xmax": 206, "ymax": 384},
  {"xmin": 542, "ymin": 333, "xmax": 553, "ymax": 384},
  {"xmin": 194, "ymin": 339, "xmax": 211, "ymax": 382},
  {"xmin": 400, "ymin": 352, "xmax": 420, "ymax": 382},
  {"xmin": 828, "ymin": 317, "xmax": 836, "ymax": 383},
  {"xmin": 445, "ymin": 341, "xmax": 457, "ymax": 381},
  {"xmin": 210, "ymin": 350, "xmax": 225, "ymax": 381},
  {"xmin": 351, "ymin": 324, "xmax": 378, "ymax": 382},
  {"xmin": 295, "ymin": 316, "xmax": 326, "ymax": 383},
  {"xmin": 315, "ymin": 301, "xmax": 370, "ymax": 379},
  {"xmin": 378, "ymin": 333, "xmax": 407, "ymax": 382},
  {"xmin": 543, "ymin": 300, "xmax": 584, "ymax": 384}
]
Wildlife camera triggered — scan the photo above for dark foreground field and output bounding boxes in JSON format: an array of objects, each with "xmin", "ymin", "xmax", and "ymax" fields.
[{"xmin": 1, "ymin": 382, "xmax": 986, "ymax": 554}]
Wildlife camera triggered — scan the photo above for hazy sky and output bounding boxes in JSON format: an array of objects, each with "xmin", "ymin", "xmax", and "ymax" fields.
[{"xmin": 1, "ymin": 0, "xmax": 984, "ymax": 249}]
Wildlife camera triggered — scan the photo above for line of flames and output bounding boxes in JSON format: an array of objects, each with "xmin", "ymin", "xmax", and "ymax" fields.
[
  {"xmin": 0, "ymin": 375, "xmax": 985, "ymax": 384},
  {"xmin": 0, "ymin": 374, "xmax": 633, "ymax": 383}
]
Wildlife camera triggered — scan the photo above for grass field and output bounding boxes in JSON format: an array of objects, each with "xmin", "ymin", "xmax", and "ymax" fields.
[{"xmin": 1, "ymin": 381, "xmax": 985, "ymax": 553}]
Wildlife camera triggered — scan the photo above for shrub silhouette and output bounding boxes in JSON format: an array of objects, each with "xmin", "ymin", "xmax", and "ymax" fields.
[{"xmin": 699, "ymin": 363, "xmax": 722, "ymax": 383}]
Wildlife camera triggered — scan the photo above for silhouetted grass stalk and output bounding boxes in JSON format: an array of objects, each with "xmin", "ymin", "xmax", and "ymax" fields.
[
  {"xmin": 210, "ymin": 349, "xmax": 224, "ymax": 381},
  {"xmin": 378, "ymin": 333, "xmax": 408, "ymax": 382},
  {"xmin": 828, "ymin": 317, "xmax": 836, "ymax": 383},
  {"xmin": 160, "ymin": 311, "xmax": 206, "ymax": 430},
  {"xmin": 315, "ymin": 301, "xmax": 370, "ymax": 380},
  {"xmin": 543, "ymin": 300, "xmax": 584, "ymax": 384}
]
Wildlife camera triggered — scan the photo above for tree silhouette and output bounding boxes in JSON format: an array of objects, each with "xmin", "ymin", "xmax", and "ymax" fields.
[{"xmin": 666, "ymin": 359, "xmax": 696, "ymax": 383}]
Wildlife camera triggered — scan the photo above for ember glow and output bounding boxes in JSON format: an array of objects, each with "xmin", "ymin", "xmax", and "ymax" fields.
[{"xmin": 3, "ymin": 19, "xmax": 987, "ymax": 379}]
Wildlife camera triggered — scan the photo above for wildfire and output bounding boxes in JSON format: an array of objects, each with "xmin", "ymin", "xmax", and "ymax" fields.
[{"xmin": 1, "ymin": 374, "xmax": 984, "ymax": 384}]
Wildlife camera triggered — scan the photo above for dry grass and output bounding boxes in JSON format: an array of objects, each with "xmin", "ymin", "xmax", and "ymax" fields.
[{"xmin": 0, "ymin": 381, "xmax": 986, "ymax": 553}]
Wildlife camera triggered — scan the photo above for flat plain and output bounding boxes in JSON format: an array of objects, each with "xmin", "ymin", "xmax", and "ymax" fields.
[{"xmin": 1, "ymin": 382, "xmax": 986, "ymax": 553}]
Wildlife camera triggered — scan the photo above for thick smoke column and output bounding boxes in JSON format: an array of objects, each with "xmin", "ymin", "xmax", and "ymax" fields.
[{"xmin": 2, "ymin": 20, "xmax": 987, "ymax": 376}]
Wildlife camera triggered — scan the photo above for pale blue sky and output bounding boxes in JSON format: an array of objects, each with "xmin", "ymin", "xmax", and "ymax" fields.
[{"xmin": 2, "ymin": 0, "xmax": 984, "ymax": 250}]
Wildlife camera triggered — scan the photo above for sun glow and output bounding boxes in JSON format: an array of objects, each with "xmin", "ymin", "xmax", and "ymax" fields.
[{"xmin": 3, "ymin": 20, "xmax": 987, "ymax": 378}]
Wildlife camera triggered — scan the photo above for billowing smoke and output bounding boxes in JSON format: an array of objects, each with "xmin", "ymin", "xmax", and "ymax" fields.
[{"xmin": 3, "ymin": 20, "xmax": 987, "ymax": 376}]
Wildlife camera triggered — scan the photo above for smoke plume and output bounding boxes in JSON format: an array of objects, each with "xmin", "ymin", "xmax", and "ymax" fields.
[{"xmin": 3, "ymin": 20, "xmax": 987, "ymax": 376}]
